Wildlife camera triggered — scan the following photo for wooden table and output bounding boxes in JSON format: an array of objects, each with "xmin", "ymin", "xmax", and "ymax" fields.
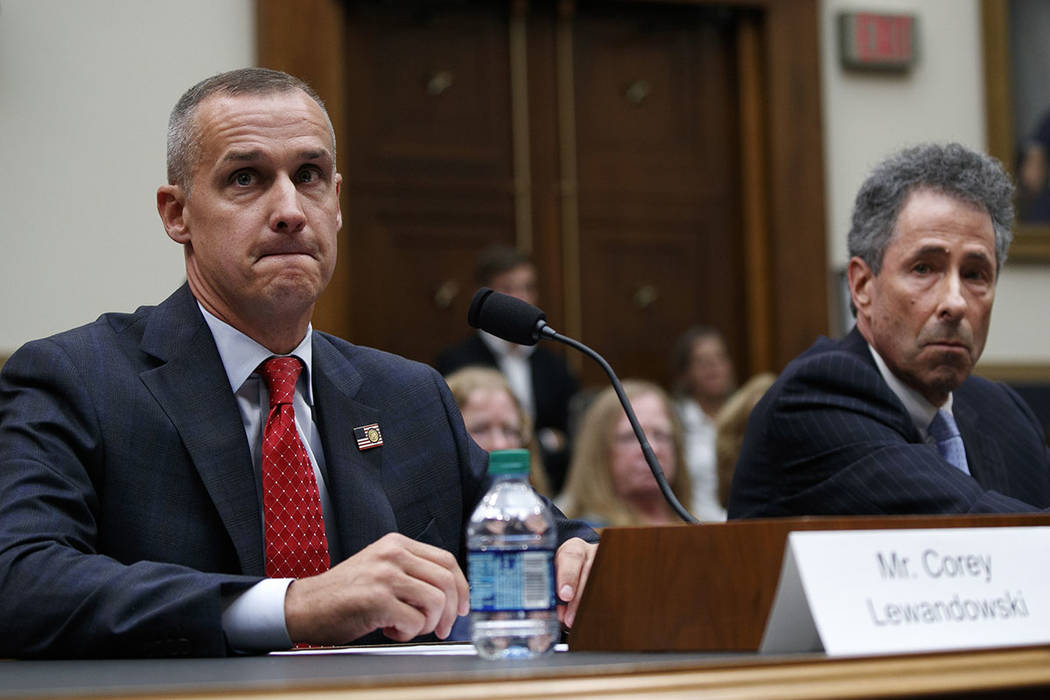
[{"xmin": 5, "ymin": 644, "xmax": 1050, "ymax": 699}]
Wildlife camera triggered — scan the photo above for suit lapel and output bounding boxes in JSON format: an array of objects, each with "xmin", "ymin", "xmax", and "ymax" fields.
[
  {"xmin": 311, "ymin": 334, "xmax": 398, "ymax": 560},
  {"xmin": 138, "ymin": 285, "xmax": 264, "ymax": 575},
  {"xmin": 953, "ymin": 393, "xmax": 1009, "ymax": 492},
  {"xmin": 840, "ymin": 327, "xmax": 924, "ymax": 442},
  {"xmin": 842, "ymin": 327, "xmax": 1008, "ymax": 487}
]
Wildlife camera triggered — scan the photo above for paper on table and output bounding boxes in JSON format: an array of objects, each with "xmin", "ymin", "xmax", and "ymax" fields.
[{"xmin": 272, "ymin": 642, "xmax": 569, "ymax": 656}]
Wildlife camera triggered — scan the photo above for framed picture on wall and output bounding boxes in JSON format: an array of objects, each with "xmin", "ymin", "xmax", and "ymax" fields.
[{"xmin": 983, "ymin": 0, "xmax": 1050, "ymax": 261}]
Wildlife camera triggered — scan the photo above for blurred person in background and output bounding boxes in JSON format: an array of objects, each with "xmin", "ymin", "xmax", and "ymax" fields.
[
  {"xmin": 714, "ymin": 373, "xmax": 777, "ymax": 510},
  {"xmin": 670, "ymin": 327, "xmax": 735, "ymax": 521},
  {"xmin": 558, "ymin": 380, "xmax": 692, "ymax": 528},
  {"xmin": 445, "ymin": 366, "xmax": 551, "ymax": 496},
  {"xmin": 436, "ymin": 245, "xmax": 578, "ymax": 494},
  {"xmin": 1017, "ymin": 109, "xmax": 1050, "ymax": 222}
]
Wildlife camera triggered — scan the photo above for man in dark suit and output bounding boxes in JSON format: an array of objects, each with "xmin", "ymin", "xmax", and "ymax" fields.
[
  {"xmin": 436, "ymin": 246, "xmax": 578, "ymax": 493},
  {"xmin": 0, "ymin": 68, "xmax": 596, "ymax": 658},
  {"xmin": 729, "ymin": 143, "xmax": 1050, "ymax": 518}
]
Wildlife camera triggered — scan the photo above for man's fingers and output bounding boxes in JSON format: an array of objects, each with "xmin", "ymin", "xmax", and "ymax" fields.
[
  {"xmin": 384, "ymin": 541, "xmax": 467, "ymax": 636},
  {"xmin": 397, "ymin": 559, "xmax": 461, "ymax": 638},
  {"xmin": 554, "ymin": 539, "xmax": 598, "ymax": 628},
  {"xmin": 387, "ymin": 570, "xmax": 450, "ymax": 638},
  {"xmin": 563, "ymin": 551, "xmax": 594, "ymax": 628},
  {"xmin": 381, "ymin": 534, "xmax": 470, "ymax": 614},
  {"xmin": 286, "ymin": 533, "xmax": 470, "ymax": 645},
  {"xmin": 554, "ymin": 538, "xmax": 589, "ymax": 601},
  {"xmin": 379, "ymin": 600, "xmax": 428, "ymax": 642}
]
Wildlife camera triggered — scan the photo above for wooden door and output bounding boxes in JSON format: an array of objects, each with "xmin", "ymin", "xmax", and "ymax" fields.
[
  {"xmin": 259, "ymin": 0, "xmax": 828, "ymax": 385},
  {"xmin": 567, "ymin": 2, "xmax": 743, "ymax": 385},
  {"xmin": 337, "ymin": 0, "xmax": 744, "ymax": 385},
  {"xmin": 341, "ymin": 2, "xmax": 517, "ymax": 363}
]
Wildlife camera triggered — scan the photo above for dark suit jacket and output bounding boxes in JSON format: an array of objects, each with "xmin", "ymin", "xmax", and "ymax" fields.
[
  {"xmin": 435, "ymin": 333, "xmax": 578, "ymax": 492},
  {"xmin": 728, "ymin": 327, "xmax": 1050, "ymax": 518},
  {"xmin": 0, "ymin": 285, "xmax": 593, "ymax": 658}
]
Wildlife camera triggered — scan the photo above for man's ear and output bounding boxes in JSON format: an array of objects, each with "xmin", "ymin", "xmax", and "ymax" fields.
[
  {"xmin": 335, "ymin": 172, "xmax": 343, "ymax": 230},
  {"xmin": 847, "ymin": 256, "xmax": 875, "ymax": 316},
  {"xmin": 157, "ymin": 185, "xmax": 190, "ymax": 244}
]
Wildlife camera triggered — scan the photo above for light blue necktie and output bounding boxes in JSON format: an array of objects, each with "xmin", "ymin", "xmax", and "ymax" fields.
[{"xmin": 928, "ymin": 409, "xmax": 969, "ymax": 475}]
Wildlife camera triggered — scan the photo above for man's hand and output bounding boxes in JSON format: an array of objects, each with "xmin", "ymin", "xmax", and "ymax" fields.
[
  {"xmin": 283, "ymin": 532, "xmax": 469, "ymax": 646},
  {"xmin": 554, "ymin": 537, "xmax": 598, "ymax": 628}
]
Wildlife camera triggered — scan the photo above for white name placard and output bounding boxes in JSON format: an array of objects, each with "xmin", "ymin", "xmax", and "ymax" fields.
[{"xmin": 760, "ymin": 527, "xmax": 1050, "ymax": 656}]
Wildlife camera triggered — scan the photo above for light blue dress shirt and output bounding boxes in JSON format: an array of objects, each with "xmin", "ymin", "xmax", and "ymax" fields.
[{"xmin": 199, "ymin": 304, "xmax": 339, "ymax": 652}]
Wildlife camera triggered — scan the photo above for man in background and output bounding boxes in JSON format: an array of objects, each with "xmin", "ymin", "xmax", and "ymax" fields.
[
  {"xmin": 729, "ymin": 142, "xmax": 1050, "ymax": 517},
  {"xmin": 436, "ymin": 245, "xmax": 578, "ymax": 493},
  {"xmin": 0, "ymin": 68, "xmax": 596, "ymax": 658}
]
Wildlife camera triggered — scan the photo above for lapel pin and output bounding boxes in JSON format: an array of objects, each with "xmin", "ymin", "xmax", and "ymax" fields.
[{"xmin": 354, "ymin": 423, "xmax": 384, "ymax": 451}]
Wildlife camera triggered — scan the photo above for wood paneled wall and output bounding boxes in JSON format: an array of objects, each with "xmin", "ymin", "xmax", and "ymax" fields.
[{"xmin": 257, "ymin": 0, "xmax": 828, "ymax": 381}]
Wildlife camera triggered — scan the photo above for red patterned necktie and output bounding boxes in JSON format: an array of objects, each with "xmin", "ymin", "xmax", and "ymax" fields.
[{"xmin": 259, "ymin": 356, "xmax": 330, "ymax": 579}]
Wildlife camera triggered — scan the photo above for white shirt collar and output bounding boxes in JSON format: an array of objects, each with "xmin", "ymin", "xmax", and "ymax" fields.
[
  {"xmin": 867, "ymin": 343, "xmax": 952, "ymax": 439},
  {"xmin": 478, "ymin": 330, "xmax": 536, "ymax": 359},
  {"xmin": 198, "ymin": 303, "xmax": 314, "ymax": 404}
]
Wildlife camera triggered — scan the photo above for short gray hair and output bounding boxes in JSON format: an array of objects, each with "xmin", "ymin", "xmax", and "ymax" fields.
[
  {"xmin": 848, "ymin": 143, "xmax": 1015, "ymax": 274},
  {"xmin": 166, "ymin": 67, "xmax": 336, "ymax": 192}
]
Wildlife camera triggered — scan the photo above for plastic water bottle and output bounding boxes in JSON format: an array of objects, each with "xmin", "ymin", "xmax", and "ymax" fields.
[{"xmin": 467, "ymin": 448, "xmax": 559, "ymax": 659}]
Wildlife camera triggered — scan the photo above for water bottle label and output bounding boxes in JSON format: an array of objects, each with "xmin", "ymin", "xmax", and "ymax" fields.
[{"xmin": 468, "ymin": 548, "xmax": 555, "ymax": 612}]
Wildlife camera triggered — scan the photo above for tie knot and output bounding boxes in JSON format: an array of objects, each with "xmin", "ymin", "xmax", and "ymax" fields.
[
  {"xmin": 928, "ymin": 409, "xmax": 960, "ymax": 442},
  {"xmin": 260, "ymin": 356, "xmax": 302, "ymax": 407}
]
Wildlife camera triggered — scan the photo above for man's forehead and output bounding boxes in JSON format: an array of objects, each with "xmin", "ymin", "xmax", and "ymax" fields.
[
  {"xmin": 197, "ymin": 87, "xmax": 315, "ymax": 112},
  {"xmin": 493, "ymin": 263, "xmax": 536, "ymax": 280},
  {"xmin": 897, "ymin": 186, "xmax": 982, "ymax": 216},
  {"xmin": 890, "ymin": 190, "xmax": 995, "ymax": 245},
  {"xmin": 193, "ymin": 92, "xmax": 333, "ymax": 156},
  {"xmin": 195, "ymin": 90, "xmax": 329, "ymax": 134}
]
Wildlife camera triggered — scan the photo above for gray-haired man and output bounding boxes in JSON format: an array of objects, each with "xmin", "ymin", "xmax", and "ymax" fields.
[{"xmin": 729, "ymin": 142, "xmax": 1050, "ymax": 517}]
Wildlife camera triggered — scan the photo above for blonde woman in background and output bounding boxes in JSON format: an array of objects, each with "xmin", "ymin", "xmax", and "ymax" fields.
[
  {"xmin": 445, "ymin": 367, "xmax": 551, "ymax": 496},
  {"xmin": 714, "ymin": 373, "xmax": 777, "ymax": 509},
  {"xmin": 444, "ymin": 367, "xmax": 554, "ymax": 642},
  {"xmin": 558, "ymin": 380, "xmax": 692, "ymax": 527}
]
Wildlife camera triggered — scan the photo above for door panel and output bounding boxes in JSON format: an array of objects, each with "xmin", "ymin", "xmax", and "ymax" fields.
[
  {"xmin": 336, "ymin": 0, "xmax": 746, "ymax": 384},
  {"xmin": 259, "ymin": 0, "xmax": 829, "ymax": 383},
  {"xmin": 343, "ymin": 2, "xmax": 516, "ymax": 361},
  {"xmin": 572, "ymin": 3, "xmax": 743, "ymax": 384}
]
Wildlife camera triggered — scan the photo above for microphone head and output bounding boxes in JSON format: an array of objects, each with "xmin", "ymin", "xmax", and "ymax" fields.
[{"xmin": 467, "ymin": 287, "xmax": 547, "ymax": 346}]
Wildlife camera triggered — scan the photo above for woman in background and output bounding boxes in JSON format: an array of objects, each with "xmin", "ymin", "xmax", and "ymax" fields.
[
  {"xmin": 714, "ymin": 372, "xmax": 777, "ymax": 509},
  {"xmin": 670, "ymin": 326, "xmax": 735, "ymax": 521},
  {"xmin": 444, "ymin": 367, "xmax": 553, "ymax": 641},
  {"xmin": 558, "ymin": 380, "xmax": 691, "ymax": 527},
  {"xmin": 445, "ymin": 366, "xmax": 551, "ymax": 496}
]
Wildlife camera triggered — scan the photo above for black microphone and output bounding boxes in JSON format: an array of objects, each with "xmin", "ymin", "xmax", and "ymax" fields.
[
  {"xmin": 467, "ymin": 287, "xmax": 549, "ymax": 345},
  {"xmin": 467, "ymin": 287, "xmax": 698, "ymax": 524}
]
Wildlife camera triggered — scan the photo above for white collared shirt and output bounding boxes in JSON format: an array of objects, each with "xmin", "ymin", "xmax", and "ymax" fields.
[
  {"xmin": 867, "ymin": 343, "xmax": 955, "ymax": 442},
  {"xmin": 199, "ymin": 304, "xmax": 338, "ymax": 651},
  {"xmin": 673, "ymin": 397, "xmax": 727, "ymax": 522},
  {"xmin": 479, "ymin": 330, "xmax": 536, "ymax": 421}
]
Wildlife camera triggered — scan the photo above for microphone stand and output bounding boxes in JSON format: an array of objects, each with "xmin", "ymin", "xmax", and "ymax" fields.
[{"xmin": 538, "ymin": 326, "xmax": 699, "ymax": 525}]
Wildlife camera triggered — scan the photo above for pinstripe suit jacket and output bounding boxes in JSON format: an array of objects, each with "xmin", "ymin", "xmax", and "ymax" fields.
[
  {"xmin": 0, "ymin": 284, "xmax": 593, "ymax": 658},
  {"xmin": 727, "ymin": 328, "xmax": 1050, "ymax": 518}
]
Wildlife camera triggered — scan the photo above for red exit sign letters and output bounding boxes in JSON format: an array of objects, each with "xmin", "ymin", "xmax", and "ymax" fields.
[{"xmin": 839, "ymin": 12, "xmax": 917, "ymax": 71}]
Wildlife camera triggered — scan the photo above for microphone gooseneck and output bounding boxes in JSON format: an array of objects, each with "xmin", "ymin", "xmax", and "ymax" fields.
[{"xmin": 466, "ymin": 288, "xmax": 698, "ymax": 524}]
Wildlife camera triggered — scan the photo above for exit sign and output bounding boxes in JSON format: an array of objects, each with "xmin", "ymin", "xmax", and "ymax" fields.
[{"xmin": 839, "ymin": 12, "xmax": 917, "ymax": 71}]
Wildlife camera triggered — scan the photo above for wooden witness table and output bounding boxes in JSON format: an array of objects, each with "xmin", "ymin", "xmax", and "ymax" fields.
[
  {"xmin": 10, "ymin": 515, "xmax": 1050, "ymax": 699},
  {"xmin": 5, "ymin": 645, "xmax": 1050, "ymax": 699},
  {"xmin": 571, "ymin": 514, "xmax": 1050, "ymax": 652}
]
